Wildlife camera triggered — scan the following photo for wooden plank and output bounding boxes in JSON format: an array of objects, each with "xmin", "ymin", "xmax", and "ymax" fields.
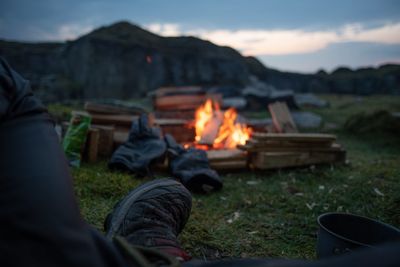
[
  {"xmin": 251, "ymin": 132, "xmax": 336, "ymax": 142},
  {"xmin": 154, "ymin": 110, "xmax": 195, "ymax": 120},
  {"xmin": 155, "ymin": 95, "xmax": 207, "ymax": 110},
  {"xmin": 154, "ymin": 86, "xmax": 205, "ymax": 97},
  {"xmin": 85, "ymin": 102, "xmax": 145, "ymax": 115},
  {"xmin": 240, "ymin": 143, "xmax": 342, "ymax": 152},
  {"xmin": 251, "ymin": 149, "xmax": 346, "ymax": 170},
  {"xmin": 87, "ymin": 129, "xmax": 99, "ymax": 163},
  {"xmin": 63, "ymin": 122, "xmax": 115, "ymax": 157},
  {"xmin": 251, "ymin": 152, "xmax": 308, "ymax": 169},
  {"xmin": 155, "ymin": 118, "xmax": 190, "ymax": 126},
  {"xmin": 209, "ymin": 160, "xmax": 247, "ymax": 171},
  {"xmin": 160, "ymin": 125, "xmax": 195, "ymax": 143},
  {"xmin": 91, "ymin": 114, "xmax": 138, "ymax": 126},
  {"xmin": 206, "ymin": 149, "xmax": 247, "ymax": 162},
  {"xmin": 156, "ymin": 103, "xmax": 206, "ymax": 111},
  {"xmin": 246, "ymin": 139, "xmax": 333, "ymax": 148},
  {"xmin": 155, "ymin": 94, "xmax": 222, "ymax": 110},
  {"xmin": 268, "ymin": 102, "xmax": 298, "ymax": 133},
  {"xmin": 114, "ymin": 131, "xmax": 129, "ymax": 147},
  {"xmin": 91, "ymin": 125, "xmax": 114, "ymax": 157},
  {"xmin": 113, "ymin": 122, "xmax": 194, "ymax": 147}
]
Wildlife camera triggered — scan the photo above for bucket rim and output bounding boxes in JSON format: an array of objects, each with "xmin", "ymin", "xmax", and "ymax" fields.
[{"xmin": 317, "ymin": 212, "xmax": 400, "ymax": 248}]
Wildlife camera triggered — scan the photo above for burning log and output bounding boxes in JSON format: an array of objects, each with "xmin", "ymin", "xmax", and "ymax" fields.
[
  {"xmin": 198, "ymin": 110, "xmax": 223, "ymax": 145},
  {"xmin": 194, "ymin": 99, "xmax": 252, "ymax": 149}
]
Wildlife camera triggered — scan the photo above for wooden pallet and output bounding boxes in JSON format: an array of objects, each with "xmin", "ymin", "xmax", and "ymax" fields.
[
  {"xmin": 239, "ymin": 132, "xmax": 345, "ymax": 169},
  {"xmin": 250, "ymin": 150, "xmax": 346, "ymax": 170}
]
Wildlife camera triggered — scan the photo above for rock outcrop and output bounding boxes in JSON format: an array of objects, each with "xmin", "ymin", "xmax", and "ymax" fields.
[
  {"xmin": 246, "ymin": 56, "xmax": 400, "ymax": 95},
  {"xmin": 0, "ymin": 21, "xmax": 399, "ymax": 101},
  {"xmin": 1, "ymin": 21, "xmax": 249, "ymax": 100}
]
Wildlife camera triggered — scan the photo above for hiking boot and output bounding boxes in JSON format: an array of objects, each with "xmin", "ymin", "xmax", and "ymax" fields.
[{"xmin": 104, "ymin": 178, "xmax": 192, "ymax": 261}]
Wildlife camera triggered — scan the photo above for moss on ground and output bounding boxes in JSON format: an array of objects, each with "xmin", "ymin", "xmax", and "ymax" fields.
[{"xmin": 69, "ymin": 94, "xmax": 400, "ymax": 260}]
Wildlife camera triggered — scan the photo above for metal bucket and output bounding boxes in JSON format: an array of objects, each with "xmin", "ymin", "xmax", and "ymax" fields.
[{"xmin": 317, "ymin": 212, "xmax": 400, "ymax": 258}]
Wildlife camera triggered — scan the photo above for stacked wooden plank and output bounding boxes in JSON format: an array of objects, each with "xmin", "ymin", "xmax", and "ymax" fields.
[
  {"xmin": 112, "ymin": 118, "xmax": 195, "ymax": 147},
  {"xmin": 152, "ymin": 149, "xmax": 248, "ymax": 172},
  {"xmin": 151, "ymin": 86, "xmax": 222, "ymax": 143},
  {"xmin": 62, "ymin": 121, "xmax": 116, "ymax": 161},
  {"xmin": 83, "ymin": 98, "xmax": 196, "ymax": 147},
  {"xmin": 206, "ymin": 149, "xmax": 248, "ymax": 171},
  {"xmin": 90, "ymin": 114, "xmax": 139, "ymax": 128},
  {"xmin": 84, "ymin": 101, "xmax": 145, "ymax": 115},
  {"xmin": 153, "ymin": 86, "xmax": 222, "ymax": 119},
  {"xmin": 238, "ymin": 132, "xmax": 346, "ymax": 170}
]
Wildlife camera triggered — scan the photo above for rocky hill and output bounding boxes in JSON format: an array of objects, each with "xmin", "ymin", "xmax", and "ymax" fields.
[{"xmin": 0, "ymin": 21, "xmax": 399, "ymax": 101}]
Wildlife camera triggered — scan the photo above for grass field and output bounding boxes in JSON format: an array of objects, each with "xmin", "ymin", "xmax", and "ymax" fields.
[{"xmin": 66, "ymin": 94, "xmax": 400, "ymax": 260}]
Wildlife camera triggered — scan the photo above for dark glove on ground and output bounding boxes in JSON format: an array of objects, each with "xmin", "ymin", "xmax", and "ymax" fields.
[
  {"xmin": 109, "ymin": 114, "xmax": 166, "ymax": 176},
  {"xmin": 165, "ymin": 134, "xmax": 223, "ymax": 193}
]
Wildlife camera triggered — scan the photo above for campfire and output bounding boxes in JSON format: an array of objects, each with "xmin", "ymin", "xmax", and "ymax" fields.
[{"xmin": 193, "ymin": 99, "xmax": 252, "ymax": 149}]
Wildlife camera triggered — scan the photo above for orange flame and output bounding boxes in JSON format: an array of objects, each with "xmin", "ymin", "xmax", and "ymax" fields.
[
  {"xmin": 194, "ymin": 99, "xmax": 252, "ymax": 149},
  {"xmin": 194, "ymin": 99, "xmax": 219, "ymax": 142}
]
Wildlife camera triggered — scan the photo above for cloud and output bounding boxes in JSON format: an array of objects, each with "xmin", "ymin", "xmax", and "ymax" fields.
[
  {"xmin": 146, "ymin": 23, "xmax": 181, "ymax": 37},
  {"xmin": 340, "ymin": 23, "xmax": 400, "ymax": 44},
  {"xmin": 145, "ymin": 22, "xmax": 400, "ymax": 56},
  {"xmin": 34, "ymin": 23, "xmax": 94, "ymax": 41},
  {"xmin": 56, "ymin": 24, "xmax": 94, "ymax": 40}
]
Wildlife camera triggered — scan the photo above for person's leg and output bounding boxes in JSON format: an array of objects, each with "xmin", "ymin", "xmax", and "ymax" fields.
[
  {"xmin": 182, "ymin": 241, "xmax": 400, "ymax": 267},
  {"xmin": 0, "ymin": 57, "xmax": 126, "ymax": 267}
]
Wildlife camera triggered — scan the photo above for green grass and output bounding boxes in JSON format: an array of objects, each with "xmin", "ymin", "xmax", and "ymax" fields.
[{"xmin": 69, "ymin": 94, "xmax": 400, "ymax": 260}]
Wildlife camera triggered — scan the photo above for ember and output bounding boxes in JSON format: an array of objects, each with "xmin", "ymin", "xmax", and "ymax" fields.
[{"xmin": 194, "ymin": 99, "xmax": 252, "ymax": 149}]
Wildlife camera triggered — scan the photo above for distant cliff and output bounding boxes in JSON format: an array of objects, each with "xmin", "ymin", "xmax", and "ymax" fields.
[
  {"xmin": 0, "ymin": 21, "xmax": 399, "ymax": 101},
  {"xmin": 245, "ymin": 56, "xmax": 400, "ymax": 95}
]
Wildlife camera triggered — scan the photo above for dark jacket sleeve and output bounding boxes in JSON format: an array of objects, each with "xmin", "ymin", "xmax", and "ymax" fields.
[{"xmin": 0, "ymin": 57, "xmax": 46, "ymax": 122}]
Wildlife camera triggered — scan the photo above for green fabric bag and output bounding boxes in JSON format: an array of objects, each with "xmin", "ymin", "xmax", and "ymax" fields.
[{"xmin": 62, "ymin": 111, "xmax": 91, "ymax": 167}]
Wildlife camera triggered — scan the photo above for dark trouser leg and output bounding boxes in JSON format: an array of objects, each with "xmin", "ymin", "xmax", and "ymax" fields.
[
  {"xmin": 0, "ymin": 58, "xmax": 127, "ymax": 267},
  {"xmin": 182, "ymin": 242, "xmax": 400, "ymax": 267}
]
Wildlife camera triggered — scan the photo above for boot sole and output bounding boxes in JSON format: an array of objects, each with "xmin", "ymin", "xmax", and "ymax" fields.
[{"xmin": 105, "ymin": 178, "xmax": 182, "ymax": 239}]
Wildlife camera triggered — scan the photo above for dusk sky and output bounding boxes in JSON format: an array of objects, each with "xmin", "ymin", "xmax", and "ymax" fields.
[{"xmin": 1, "ymin": 0, "xmax": 399, "ymax": 73}]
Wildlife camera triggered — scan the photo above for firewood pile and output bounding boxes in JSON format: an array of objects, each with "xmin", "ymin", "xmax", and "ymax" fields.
[
  {"xmin": 61, "ymin": 94, "xmax": 346, "ymax": 172},
  {"xmin": 152, "ymin": 86, "xmax": 221, "ymax": 119},
  {"xmin": 238, "ymin": 132, "xmax": 346, "ymax": 169},
  {"xmin": 150, "ymin": 86, "xmax": 223, "ymax": 144},
  {"xmin": 65, "ymin": 101, "xmax": 195, "ymax": 162}
]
